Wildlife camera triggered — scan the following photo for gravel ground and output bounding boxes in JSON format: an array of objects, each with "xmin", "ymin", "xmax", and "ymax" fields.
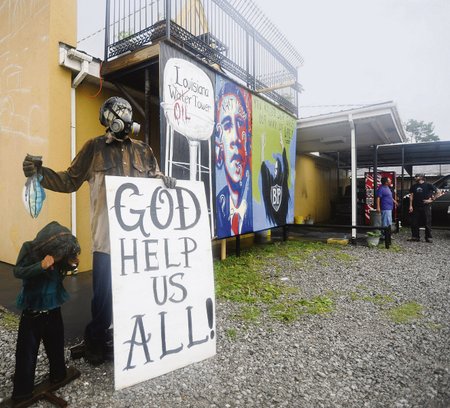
[{"xmin": 0, "ymin": 229, "xmax": 449, "ymax": 407}]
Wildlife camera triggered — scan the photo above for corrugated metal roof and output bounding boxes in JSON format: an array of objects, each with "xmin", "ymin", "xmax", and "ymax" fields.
[
  {"xmin": 331, "ymin": 141, "xmax": 450, "ymax": 172},
  {"xmin": 299, "ymin": 102, "xmax": 393, "ymax": 119}
]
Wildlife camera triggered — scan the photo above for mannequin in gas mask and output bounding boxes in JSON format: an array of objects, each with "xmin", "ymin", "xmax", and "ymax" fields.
[{"xmin": 22, "ymin": 97, "xmax": 176, "ymax": 365}]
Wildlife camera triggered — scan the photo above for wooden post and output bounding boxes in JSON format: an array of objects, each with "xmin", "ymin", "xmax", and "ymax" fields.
[{"xmin": 220, "ymin": 239, "xmax": 226, "ymax": 260}]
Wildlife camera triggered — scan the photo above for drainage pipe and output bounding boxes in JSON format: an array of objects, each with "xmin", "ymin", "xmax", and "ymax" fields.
[{"xmin": 70, "ymin": 88, "xmax": 77, "ymax": 236}]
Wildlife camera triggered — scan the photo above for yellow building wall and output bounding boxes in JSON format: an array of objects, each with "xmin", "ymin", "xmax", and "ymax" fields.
[
  {"xmin": 73, "ymin": 85, "xmax": 115, "ymax": 271},
  {"xmin": 294, "ymin": 154, "xmax": 338, "ymax": 223},
  {"xmin": 0, "ymin": 0, "xmax": 76, "ymax": 265}
]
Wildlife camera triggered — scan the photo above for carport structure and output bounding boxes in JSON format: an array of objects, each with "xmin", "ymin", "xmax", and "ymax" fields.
[
  {"xmin": 328, "ymin": 140, "xmax": 450, "ymax": 222},
  {"xmin": 296, "ymin": 101, "xmax": 450, "ymax": 241}
]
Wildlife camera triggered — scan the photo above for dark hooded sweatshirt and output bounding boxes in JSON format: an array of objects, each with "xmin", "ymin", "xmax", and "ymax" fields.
[{"xmin": 14, "ymin": 222, "xmax": 73, "ymax": 311}]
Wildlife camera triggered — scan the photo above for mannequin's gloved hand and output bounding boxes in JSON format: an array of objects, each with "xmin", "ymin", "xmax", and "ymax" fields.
[
  {"xmin": 23, "ymin": 154, "xmax": 43, "ymax": 178},
  {"xmin": 161, "ymin": 175, "xmax": 177, "ymax": 189}
]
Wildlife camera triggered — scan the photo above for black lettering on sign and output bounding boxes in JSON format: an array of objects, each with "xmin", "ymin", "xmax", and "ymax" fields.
[
  {"xmin": 160, "ymin": 311, "xmax": 183, "ymax": 359},
  {"xmin": 179, "ymin": 237, "xmax": 197, "ymax": 268},
  {"xmin": 164, "ymin": 238, "xmax": 181, "ymax": 268},
  {"xmin": 123, "ymin": 315, "xmax": 153, "ymax": 371},
  {"xmin": 186, "ymin": 306, "xmax": 208, "ymax": 348},
  {"xmin": 143, "ymin": 239, "xmax": 159, "ymax": 271},
  {"xmin": 114, "ymin": 183, "xmax": 149, "ymax": 237},
  {"xmin": 150, "ymin": 188, "xmax": 174, "ymax": 229},
  {"xmin": 174, "ymin": 187, "xmax": 201, "ymax": 230},
  {"xmin": 169, "ymin": 273, "xmax": 187, "ymax": 303},
  {"xmin": 152, "ymin": 273, "xmax": 188, "ymax": 306},
  {"xmin": 120, "ymin": 238, "xmax": 138, "ymax": 276},
  {"xmin": 113, "ymin": 184, "xmax": 202, "ymax": 234}
]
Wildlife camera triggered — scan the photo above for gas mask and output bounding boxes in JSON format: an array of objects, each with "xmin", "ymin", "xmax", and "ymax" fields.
[{"xmin": 99, "ymin": 97, "xmax": 141, "ymax": 139}]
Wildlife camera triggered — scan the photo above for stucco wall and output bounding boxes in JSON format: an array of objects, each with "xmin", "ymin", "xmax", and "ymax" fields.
[
  {"xmin": 0, "ymin": 0, "xmax": 76, "ymax": 265},
  {"xmin": 72, "ymin": 84, "xmax": 116, "ymax": 271},
  {"xmin": 294, "ymin": 154, "xmax": 339, "ymax": 223}
]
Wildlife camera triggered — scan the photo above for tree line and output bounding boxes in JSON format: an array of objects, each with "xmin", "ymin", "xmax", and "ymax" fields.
[{"xmin": 405, "ymin": 119, "xmax": 439, "ymax": 143}]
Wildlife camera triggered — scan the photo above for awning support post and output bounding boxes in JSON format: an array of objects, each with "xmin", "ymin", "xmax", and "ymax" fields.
[
  {"xmin": 373, "ymin": 145, "xmax": 378, "ymax": 206},
  {"xmin": 349, "ymin": 115, "xmax": 357, "ymax": 243}
]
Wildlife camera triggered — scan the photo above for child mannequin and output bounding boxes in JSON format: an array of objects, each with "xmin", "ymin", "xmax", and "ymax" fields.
[{"xmin": 11, "ymin": 222, "xmax": 80, "ymax": 402}]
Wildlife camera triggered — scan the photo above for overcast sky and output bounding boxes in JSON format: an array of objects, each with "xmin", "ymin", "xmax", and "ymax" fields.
[{"xmin": 78, "ymin": 0, "xmax": 450, "ymax": 140}]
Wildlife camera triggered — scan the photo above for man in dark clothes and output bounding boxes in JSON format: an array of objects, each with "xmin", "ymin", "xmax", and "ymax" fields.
[{"xmin": 408, "ymin": 173, "xmax": 440, "ymax": 243}]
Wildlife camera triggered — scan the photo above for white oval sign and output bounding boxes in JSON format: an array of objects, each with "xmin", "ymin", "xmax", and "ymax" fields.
[{"xmin": 162, "ymin": 58, "xmax": 214, "ymax": 141}]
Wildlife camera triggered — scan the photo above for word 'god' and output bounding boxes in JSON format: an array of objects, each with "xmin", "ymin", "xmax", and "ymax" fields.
[{"xmin": 112, "ymin": 183, "xmax": 202, "ymax": 274}]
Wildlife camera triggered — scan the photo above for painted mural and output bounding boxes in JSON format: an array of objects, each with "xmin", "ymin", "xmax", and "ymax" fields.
[
  {"xmin": 214, "ymin": 76, "xmax": 253, "ymax": 239},
  {"xmin": 160, "ymin": 44, "xmax": 216, "ymax": 233},
  {"xmin": 160, "ymin": 43, "xmax": 296, "ymax": 239},
  {"xmin": 252, "ymin": 96, "xmax": 297, "ymax": 231}
]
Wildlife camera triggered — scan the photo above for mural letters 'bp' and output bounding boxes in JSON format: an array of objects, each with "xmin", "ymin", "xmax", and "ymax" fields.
[
  {"xmin": 214, "ymin": 76, "xmax": 253, "ymax": 239},
  {"xmin": 252, "ymin": 96, "xmax": 297, "ymax": 231}
]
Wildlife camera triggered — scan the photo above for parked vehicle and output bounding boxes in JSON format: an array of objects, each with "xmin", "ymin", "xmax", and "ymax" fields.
[{"xmin": 400, "ymin": 174, "xmax": 450, "ymax": 226}]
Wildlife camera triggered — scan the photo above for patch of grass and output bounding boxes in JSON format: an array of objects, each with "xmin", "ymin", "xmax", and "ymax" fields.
[
  {"xmin": 375, "ymin": 241, "xmax": 402, "ymax": 252},
  {"xmin": 225, "ymin": 328, "xmax": 237, "ymax": 340},
  {"xmin": 387, "ymin": 242, "xmax": 402, "ymax": 252},
  {"xmin": 214, "ymin": 241, "xmax": 323, "ymax": 304},
  {"xmin": 425, "ymin": 322, "xmax": 443, "ymax": 331},
  {"xmin": 270, "ymin": 241, "xmax": 330, "ymax": 266},
  {"xmin": 269, "ymin": 295, "xmax": 334, "ymax": 322},
  {"xmin": 298, "ymin": 295, "xmax": 334, "ymax": 315},
  {"xmin": 269, "ymin": 300, "xmax": 300, "ymax": 322},
  {"xmin": 0, "ymin": 308, "xmax": 19, "ymax": 330},
  {"xmin": 237, "ymin": 305, "xmax": 261, "ymax": 322},
  {"xmin": 215, "ymin": 241, "xmax": 345, "ymax": 324},
  {"xmin": 350, "ymin": 291, "xmax": 394, "ymax": 305},
  {"xmin": 387, "ymin": 302, "xmax": 424, "ymax": 324},
  {"xmin": 214, "ymin": 254, "xmax": 284, "ymax": 303},
  {"xmin": 371, "ymin": 294, "xmax": 395, "ymax": 305},
  {"xmin": 333, "ymin": 252, "xmax": 353, "ymax": 262}
]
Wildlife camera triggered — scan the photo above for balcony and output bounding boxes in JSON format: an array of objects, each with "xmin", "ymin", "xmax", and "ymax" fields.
[{"xmin": 105, "ymin": 0, "xmax": 303, "ymax": 116}]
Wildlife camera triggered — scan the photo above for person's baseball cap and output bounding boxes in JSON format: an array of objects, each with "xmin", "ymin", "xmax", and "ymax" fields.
[{"xmin": 415, "ymin": 173, "xmax": 425, "ymax": 178}]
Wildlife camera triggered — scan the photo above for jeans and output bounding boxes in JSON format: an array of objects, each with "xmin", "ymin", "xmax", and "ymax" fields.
[
  {"xmin": 84, "ymin": 252, "xmax": 112, "ymax": 348},
  {"xmin": 381, "ymin": 210, "xmax": 392, "ymax": 237},
  {"xmin": 13, "ymin": 308, "xmax": 66, "ymax": 398},
  {"xmin": 381, "ymin": 210, "xmax": 392, "ymax": 228}
]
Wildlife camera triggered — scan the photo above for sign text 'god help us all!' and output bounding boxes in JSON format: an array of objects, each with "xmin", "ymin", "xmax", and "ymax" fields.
[{"xmin": 105, "ymin": 176, "xmax": 216, "ymax": 390}]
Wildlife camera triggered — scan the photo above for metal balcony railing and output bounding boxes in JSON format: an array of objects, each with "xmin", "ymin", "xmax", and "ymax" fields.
[{"xmin": 105, "ymin": 0, "xmax": 303, "ymax": 116}]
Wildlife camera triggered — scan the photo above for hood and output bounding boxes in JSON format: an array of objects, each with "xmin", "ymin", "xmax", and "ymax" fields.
[
  {"xmin": 33, "ymin": 221, "xmax": 72, "ymax": 248},
  {"xmin": 32, "ymin": 222, "xmax": 80, "ymax": 264}
]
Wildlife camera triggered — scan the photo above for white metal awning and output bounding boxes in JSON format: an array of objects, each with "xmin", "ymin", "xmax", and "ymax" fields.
[
  {"xmin": 296, "ymin": 101, "xmax": 406, "ymax": 154},
  {"xmin": 295, "ymin": 101, "xmax": 406, "ymax": 241}
]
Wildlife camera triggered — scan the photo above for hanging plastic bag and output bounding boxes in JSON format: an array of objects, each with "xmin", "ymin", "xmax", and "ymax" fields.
[{"xmin": 23, "ymin": 156, "xmax": 46, "ymax": 218}]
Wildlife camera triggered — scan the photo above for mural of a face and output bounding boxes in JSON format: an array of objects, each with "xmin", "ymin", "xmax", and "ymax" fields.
[
  {"xmin": 218, "ymin": 93, "xmax": 248, "ymax": 187},
  {"xmin": 215, "ymin": 80, "xmax": 253, "ymax": 239}
]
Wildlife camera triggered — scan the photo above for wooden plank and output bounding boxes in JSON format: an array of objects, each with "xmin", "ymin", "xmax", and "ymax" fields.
[
  {"xmin": 0, "ymin": 366, "xmax": 80, "ymax": 408},
  {"xmin": 102, "ymin": 43, "xmax": 160, "ymax": 77}
]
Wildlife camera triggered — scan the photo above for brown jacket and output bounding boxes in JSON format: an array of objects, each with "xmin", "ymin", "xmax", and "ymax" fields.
[{"xmin": 41, "ymin": 134, "xmax": 163, "ymax": 253}]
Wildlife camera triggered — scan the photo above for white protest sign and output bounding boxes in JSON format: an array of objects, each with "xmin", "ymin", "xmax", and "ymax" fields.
[
  {"xmin": 105, "ymin": 176, "xmax": 216, "ymax": 390},
  {"xmin": 162, "ymin": 57, "xmax": 215, "ymax": 141}
]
